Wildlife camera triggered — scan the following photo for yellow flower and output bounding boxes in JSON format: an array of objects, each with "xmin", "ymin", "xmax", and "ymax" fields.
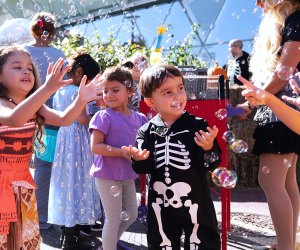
[{"xmin": 157, "ymin": 25, "xmax": 167, "ymax": 35}]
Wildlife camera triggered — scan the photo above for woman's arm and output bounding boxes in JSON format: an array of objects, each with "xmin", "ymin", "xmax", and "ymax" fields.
[
  {"xmin": 263, "ymin": 41, "xmax": 300, "ymax": 94},
  {"xmin": 237, "ymin": 41, "xmax": 300, "ymax": 116},
  {"xmin": 240, "ymin": 75, "xmax": 300, "ymax": 135}
]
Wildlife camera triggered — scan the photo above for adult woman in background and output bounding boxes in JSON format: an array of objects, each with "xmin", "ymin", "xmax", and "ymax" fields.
[
  {"xmin": 238, "ymin": 1, "xmax": 300, "ymax": 249},
  {"xmin": 24, "ymin": 12, "xmax": 67, "ymax": 230}
]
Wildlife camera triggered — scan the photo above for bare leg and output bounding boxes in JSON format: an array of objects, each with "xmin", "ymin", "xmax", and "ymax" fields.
[
  {"xmin": 259, "ymin": 153, "xmax": 295, "ymax": 250},
  {"xmin": 285, "ymin": 154, "xmax": 299, "ymax": 248}
]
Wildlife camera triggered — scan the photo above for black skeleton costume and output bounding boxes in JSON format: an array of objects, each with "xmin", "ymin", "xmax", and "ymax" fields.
[
  {"xmin": 132, "ymin": 112, "xmax": 221, "ymax": 250},
  {"xmin": 226, "ymin": 51, "xmax": 251, "ymax": 86}
]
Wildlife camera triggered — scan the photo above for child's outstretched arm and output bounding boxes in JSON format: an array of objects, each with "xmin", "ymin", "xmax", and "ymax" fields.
[
  {"xmin": 194, "ymin": 125, "xmax": 219, "ymax": 151},
  {"xmin": 125, "ymin": 126, "xmax": 156, "ymax": 174},
  {"xmin": 240, "ymin": 75, "xmax": 300, "ymax": 135},
  {"xmin": 90, "ymin": 129, "xmax": 131, "ymax": 161},
  {"xmin": 39, "ymin": 74, "xmax": 102, "ymax": 127},
  {"xmin": 121, "ymin": 145, "xmax": 150, "ymax": 161},
  {"xmin": 0, "ymin": 58, "xmax": 73, "ymax": 126}
]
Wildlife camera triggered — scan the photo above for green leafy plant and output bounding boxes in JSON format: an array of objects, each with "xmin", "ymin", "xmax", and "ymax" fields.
[
  {"xmin": 163, "ymin": 23, "xmax": 206, "ymax": 67},
  {"xmin": 54, "ymin": 23, "xmax": 206, "ymax": 70}
]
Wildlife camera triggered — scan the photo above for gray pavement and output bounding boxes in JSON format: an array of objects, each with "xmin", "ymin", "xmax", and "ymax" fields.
[{"xmin": 39, "ymin": 187, "xmax": 278, "ymax": 249}]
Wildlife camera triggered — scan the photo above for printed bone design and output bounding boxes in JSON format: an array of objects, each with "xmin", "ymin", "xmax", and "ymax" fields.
[
  {"xmin": 152, "ymin": 182, "xmax": 201, "ymax": 247},
  {"xmin": 152, "ymin": 130, "xmax": 191, "ymax": 169},
  {"xmin": 227, "ymin": 60, "xmax": 241, "ymax": 84}
]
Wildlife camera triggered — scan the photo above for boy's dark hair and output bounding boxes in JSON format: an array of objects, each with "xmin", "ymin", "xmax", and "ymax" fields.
[
  {"xmin": 31, "ymin": 12, "xmax": 56, "ymax": 38},
  {"xmin": 68, "ymin": 53, "xmax": 100, "ymax": 81},
  {"xmin": 121, "ymin": 61, "xmax": 134, "ymax": 70},
  {"xmin": 139, "ymin": 64, "xmax": 184, "ymax": 98},
  {"xmin": 100, "ymin": 65, "xmax": 133, "ymax": 91}
]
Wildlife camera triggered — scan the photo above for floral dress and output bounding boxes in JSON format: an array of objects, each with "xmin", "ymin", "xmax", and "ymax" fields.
[{"xmin": 48, "ymin": 85, "xmax": 101, "ymax": 227}]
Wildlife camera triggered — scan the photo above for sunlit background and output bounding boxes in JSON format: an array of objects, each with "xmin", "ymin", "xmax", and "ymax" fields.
[{"xmin": 0, "ymin": 0, "xmax": 262, "ymax": 67}]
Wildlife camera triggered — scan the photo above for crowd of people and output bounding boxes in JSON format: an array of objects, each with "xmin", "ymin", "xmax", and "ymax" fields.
[{"xmin": 0, "ymin": 0, "xmax": 300, "ymax": 250}]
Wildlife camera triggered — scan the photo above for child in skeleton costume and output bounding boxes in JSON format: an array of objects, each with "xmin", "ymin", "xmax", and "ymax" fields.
[{"xmin": 122, "ymin": 65, "xmax": 221, "ymax": 250}]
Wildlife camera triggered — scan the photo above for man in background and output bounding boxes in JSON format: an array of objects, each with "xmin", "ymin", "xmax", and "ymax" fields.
[{"xmin": 226, "ymin": 39, "xmax": 251, "ymax": 85}]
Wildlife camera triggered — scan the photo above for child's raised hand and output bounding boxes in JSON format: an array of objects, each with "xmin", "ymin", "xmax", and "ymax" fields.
[
  {"xmin": 78, "ymin": 74, "xmax": 103, "ymax": 103},
  {"xmin": 194, "ymin": 125, "xmax": 218, "ymax": 151},
  {"xmin": 282, "ymin": 73, "xmax": 300, "ymax": 107},
  {"xmin": 121, "ymin": 145, "xmax": 150, "ymax": 161},
  {"xmin": 288, "ymin": 72, "xmax": 300, "ymax": 95},
  {"xmin": 45, "ymin": 58, "xmax": 73, "ymax": 92}
]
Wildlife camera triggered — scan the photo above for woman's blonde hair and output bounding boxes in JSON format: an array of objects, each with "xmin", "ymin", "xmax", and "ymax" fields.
[{"xmin": 250, "ymin": 0, "xmax": 300, "ymax": 86}]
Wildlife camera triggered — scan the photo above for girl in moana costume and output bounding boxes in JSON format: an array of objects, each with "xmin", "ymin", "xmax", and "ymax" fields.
[{"xmin": 0, "ymin": 46, "xmax": 101, "ymax": 250}]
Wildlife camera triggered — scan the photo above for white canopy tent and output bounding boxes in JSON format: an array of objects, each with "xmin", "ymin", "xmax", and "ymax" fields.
[{"xmin": 0, "ymin": 0, "xmax": 261, "ymax": 65}]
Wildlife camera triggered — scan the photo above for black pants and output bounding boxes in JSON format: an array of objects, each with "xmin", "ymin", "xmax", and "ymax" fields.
[{"xmin": 147, "ymin": 205, "xmax": 220, "ymax": 250}]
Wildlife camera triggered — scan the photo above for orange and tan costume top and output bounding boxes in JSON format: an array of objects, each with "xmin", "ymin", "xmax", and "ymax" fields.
[{"xmin": 0, "ymin": 120, "xmax": 37, "ymax": 234}]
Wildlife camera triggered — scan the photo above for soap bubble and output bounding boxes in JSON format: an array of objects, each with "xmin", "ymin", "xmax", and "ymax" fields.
[
  {"xmin": 262, "ymin": 165, "xmax": 270, "ymax": 174},
  {"xmin": 110, "ymin": 186, "xmax": 121, "ymax": 197},
  {"xmin": 124, "ymin": 80, "xmax": 132, "ymax": 88},
  {"xmin": 215, "ymin": 109, "xmax": 227, "ymax": 120},
  {"xmin": 120, "ymin": 211, "xmax": 130, "ymax": 221},
  {"xmin": 229, "ymin": 139, "xmax": 248, "ymax": 153},
  {"xmin": 0, "ymin": 18, "xmax": 34, "ymax": 46},
  {"xmin": 204, "ymin": 152, "xmax": 219, "ymax": 164},
  {"xmin": 276, "ymin": 65, "xmax": 294, "ymax": 81},
  {"xmin": 222, "ymin": 130, "xmax": 235, "ymax": 143},
  {"xmin": 106, "ymin": 145, "xmax": 112, "ymax": 151},
  {"xmin": 171, "ymin": 101, "xmax": 181, "ymax": 110},
  {"xmin": 211, "ymin": 167, "xmax": 238, "ymax": 188},
  {"xmin": 283, "ymin": 158, "xmax": 292, "ymax": 168},
  {"xmin": 135, "ymin": 60, "xmax": 149, "ymax": 72},
  {"xmin": 198, "ymin": 92, "xmax": 207, "ymax": 99}
]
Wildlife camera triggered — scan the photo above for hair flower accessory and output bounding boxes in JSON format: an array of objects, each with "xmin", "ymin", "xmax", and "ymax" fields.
[{"xmin": 37, "ymin": 19, "xmax": 44, "ymax": 28}]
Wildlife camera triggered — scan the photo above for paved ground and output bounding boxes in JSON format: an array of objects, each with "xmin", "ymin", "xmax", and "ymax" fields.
[{"xmin": 39, "ymin": 187, "xmax": 279, "ymax": 250}]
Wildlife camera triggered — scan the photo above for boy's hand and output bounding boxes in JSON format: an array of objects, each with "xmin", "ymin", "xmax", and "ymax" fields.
[
  {"xmin": 121, "ymin": 145, "xmax": 150, "ymax": 161},
  {"xmin": 44, "ymin": 58, "xmax": 73, "ymax": 92},
  {"xmin": 194, "ymin": 125, "xmax": 218, "ymax": 151},
  {"xmin": 78, "ymin": 74, "xmax": 103, "ymax": 103}
]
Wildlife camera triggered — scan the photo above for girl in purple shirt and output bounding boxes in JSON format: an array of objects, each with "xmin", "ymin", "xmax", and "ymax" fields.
[{"xmin": 89, "ymin": 65, "xmax": 147, "ymax": 250}]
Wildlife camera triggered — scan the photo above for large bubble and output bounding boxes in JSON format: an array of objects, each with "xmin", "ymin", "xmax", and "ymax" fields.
[
  {"xmin": 229, "ymin": 139, "xmax": 248, "ymax": 153},
  {"xmin": 211, "ymin": 167, "xmax": 238, "ymax": 188},
  {"xmin": 0, "ymin": 18, "xmax": 34, "ymax": 46}
]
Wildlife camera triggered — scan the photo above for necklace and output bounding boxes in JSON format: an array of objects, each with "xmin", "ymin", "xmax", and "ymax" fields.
[{"xmin": 6, "ymin": 97, "xmax": 18, "ymax": 106}]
